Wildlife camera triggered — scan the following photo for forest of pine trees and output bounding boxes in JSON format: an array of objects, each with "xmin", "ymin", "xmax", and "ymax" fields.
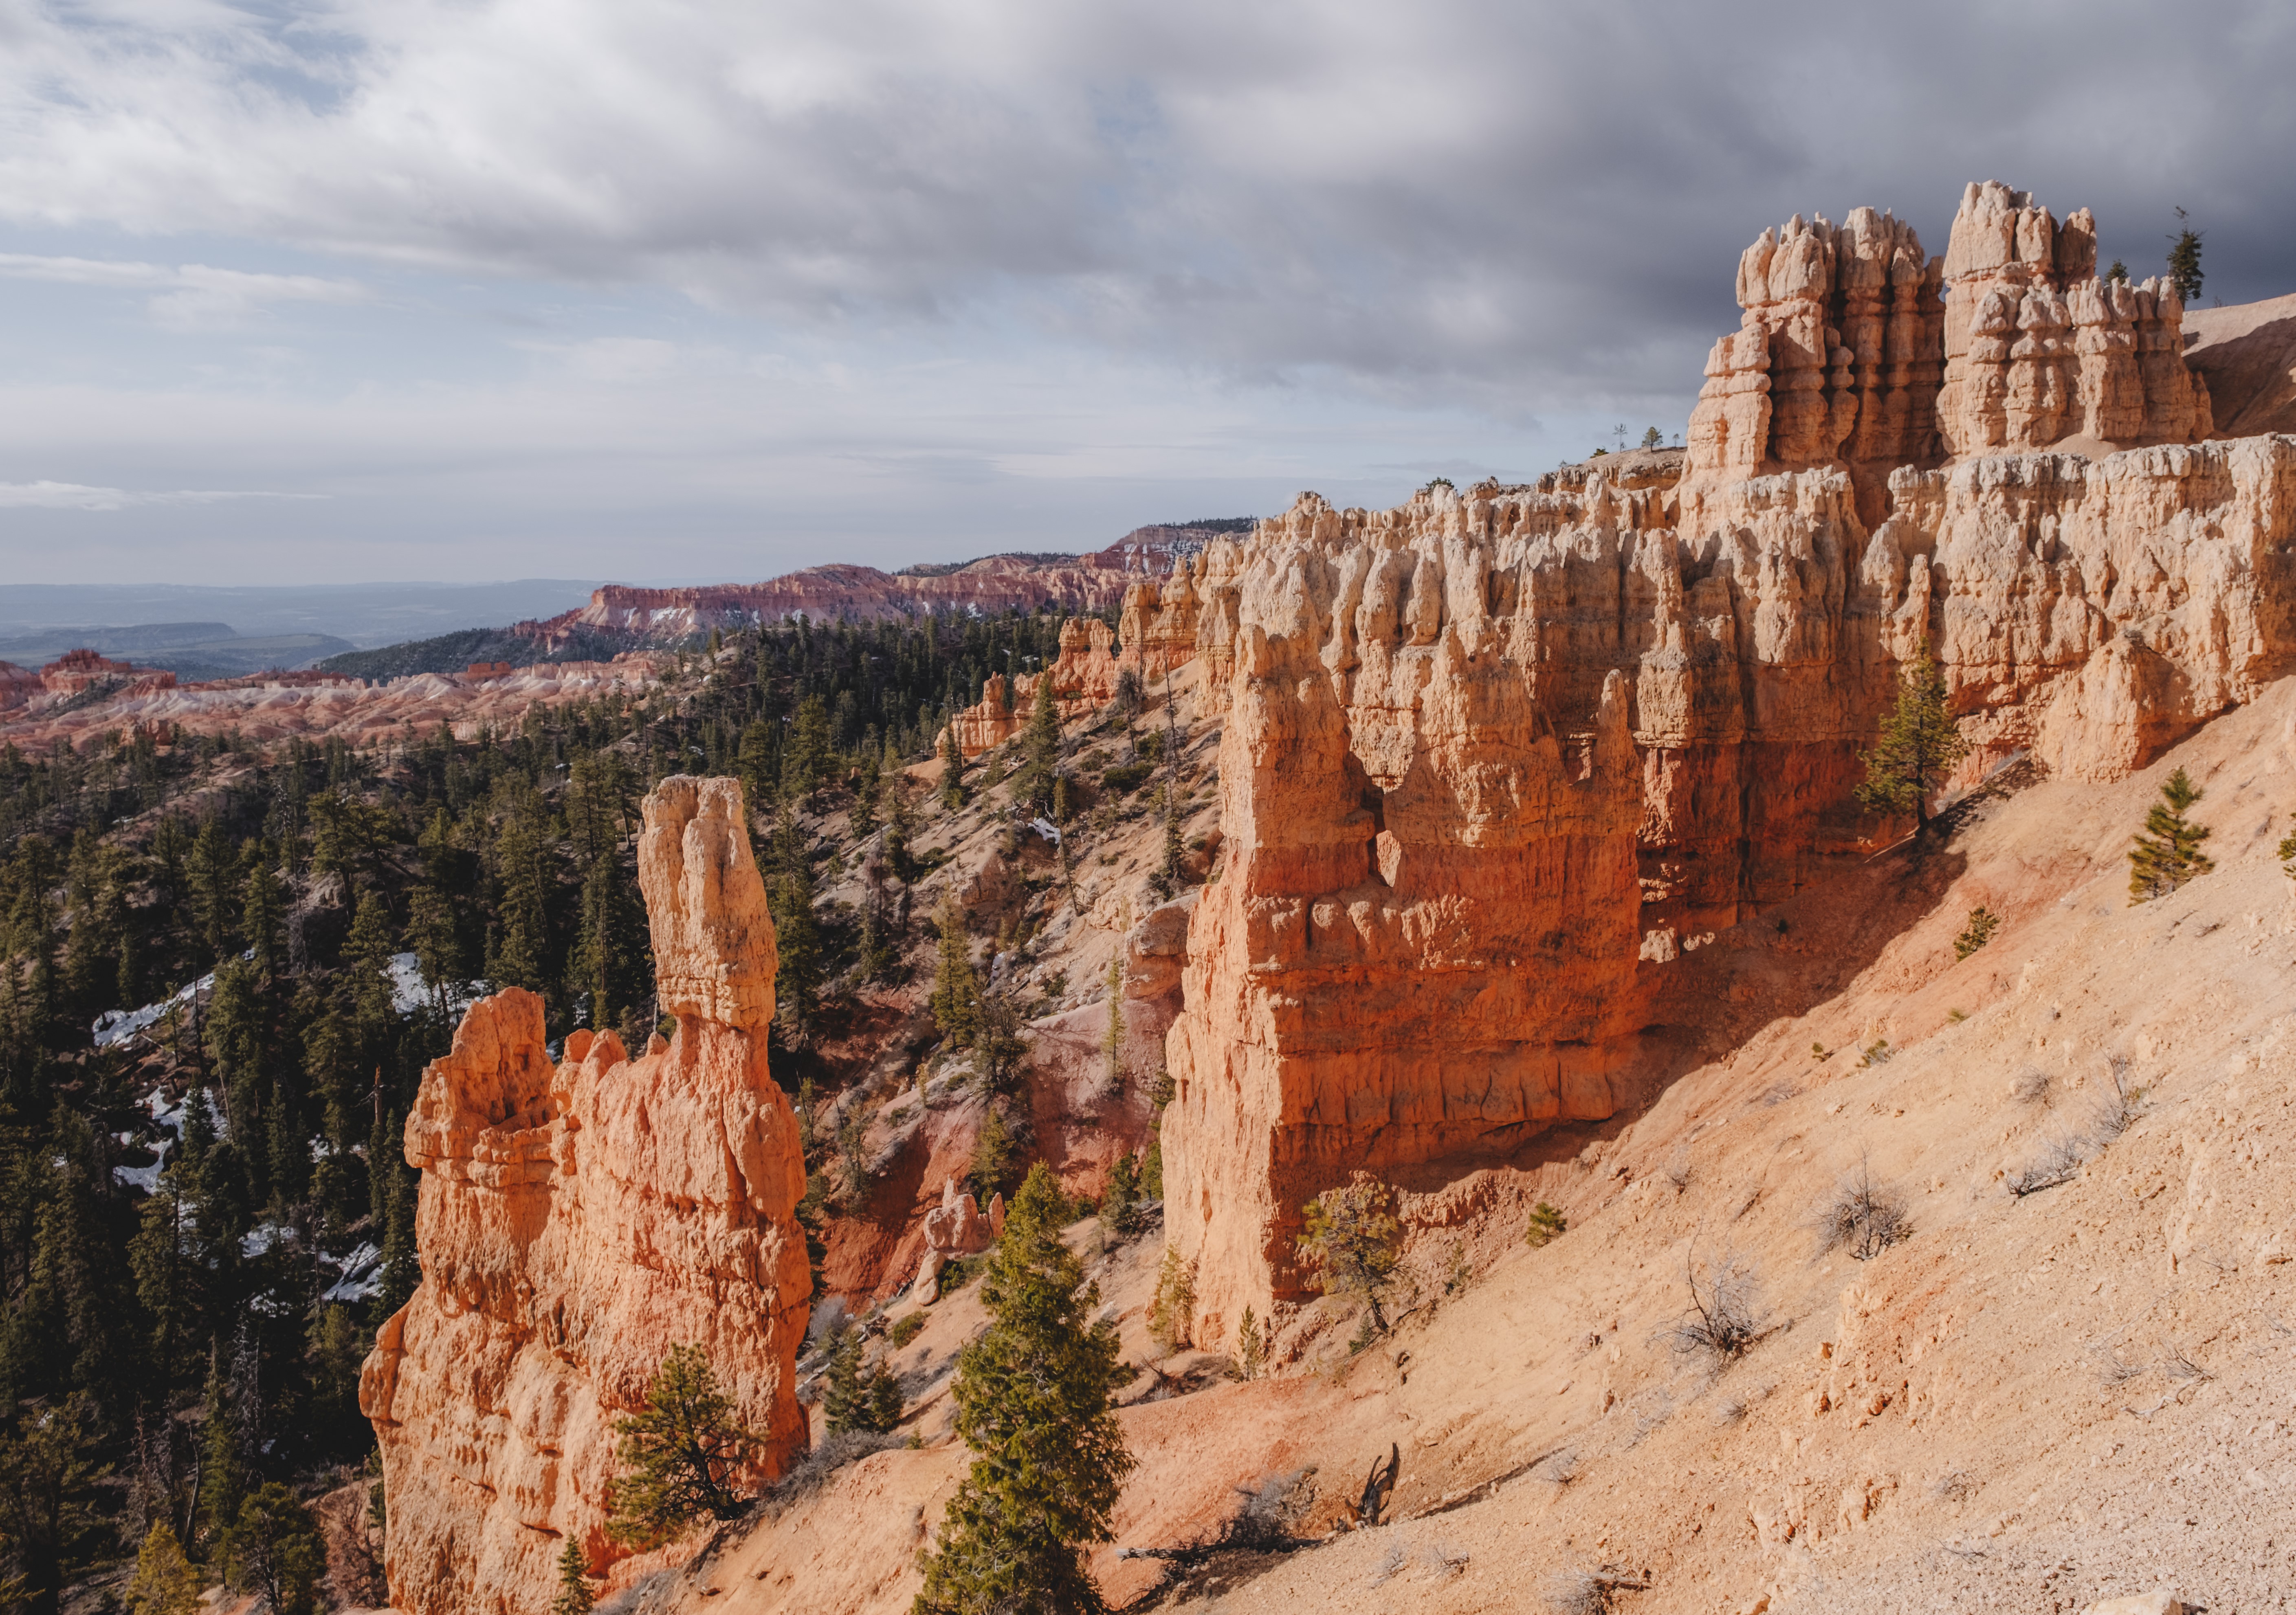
[{"xmin": 0, "ymin": 604, "xmax": 1086, "ymax": 1608}]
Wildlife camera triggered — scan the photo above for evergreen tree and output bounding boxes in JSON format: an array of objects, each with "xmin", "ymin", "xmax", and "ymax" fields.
[
  {"xmin": 607, "ymin": 1344, "xmax": 757, "ymax": 1544},
  {"xmin": 550, "ymin": 1535, "xmax": 593, "ymax": 1615},
  {"xmin": 914, "ymin": 1165, "xmax": 1133, "ymax": 1615},
  {"xmin": 767, "ymin": 805, "xmax": 821, "ymax": 1032},
  {"xmin": 2128, "ymin": 766, "xmax": 2215, "ymax": 902},
  {"xmin": 1100, "ymin": 956, "xmax": 1124, "ymax": 1088},
  {"xmin": 239, "ymin": 860, "xmax": 285, "ymax": 982},
  {"xmin": 1018, "ymin": 673, "xmax": 1061, "ymax": 812},
  {"xmin": 783, "ymin": 696, "xmax": 831, "ymax": 802},
  {"xmin": 968, "ymin": 1104, "xmax": 1017, "ymax": 1202},
  {"xmin": 822, "ymin": 1329, "xmax": 867, "ymax": 1435},
  {"xmin": 220, "ymin": 1483, "xmax": 323, "ymax": 1615},
  {"xmin": 1854, "ymin": 639, "xmax": 1968, "ymax": 830},
  {"xmin": 2166, "ymin": 206, "xmax": 2204, "ymax": 303},
  {"xmin": 0, "ymin": 1393, "xmax": 99, "ymax": 1615},
  {"xmin": 186, "ymin": 819, "xmax": 236, "ymax": 965},
  {"xmin": 866, "ymin": 1359, "xmax": 904, "ymax": 1433},
  {"xmin": 882, "ymin": 756, "xmax": 914, "ymax": 875},
  {"xmin": 1099, "ymin": 1152, "xmax": 1139, "ymax": 1239},
  {"xmin": 938, "ymin": 727, "xmax": 966, "ymax": 811},
  {"xmin": 1296, "ymin": 1172, "xmax": 1401, "ymax": 1334},
  {"xmin": 930, "ymin": 892, "xmax": 979, "ymax": 1048},
  {"xmin": 125, "ymin": 1521, "xmax": 201, "ymax": 1615}
]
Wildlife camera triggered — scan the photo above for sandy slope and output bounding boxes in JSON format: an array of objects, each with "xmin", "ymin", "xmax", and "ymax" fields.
[
  {"xmin": 627, "ymin": 676, "xmax": 2296, "ymax": 1615},
  {"xmin": 2187, "ymin": 293, "xmax": 2296, "ymax": 439}
]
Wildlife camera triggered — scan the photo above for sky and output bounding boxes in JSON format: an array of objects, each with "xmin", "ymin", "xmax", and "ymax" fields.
[{"xmin": 0, "ymin": 0, "xmax": 2291, "ymax": 588}]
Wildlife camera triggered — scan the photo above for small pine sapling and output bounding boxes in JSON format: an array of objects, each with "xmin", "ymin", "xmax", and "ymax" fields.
[
  {"xmin": 1148, "ymin": 1247, "xmax": 1197, "ymax": 1354},
  {"xmin": 2128, "ymin": 767, "xmax": 2214, "ymax": 902},
  {"xmin": 1234, "ymin": 1306, "xmax": 1266, "ymax": 1381},
  {"xmin": 1525, "ymin": 1202, "xmax": 1568, "ymax": 1248},
  {"xmin": 550, "ymin": 1537, "xmax": 593, "ymax": 1615},
  {"xmin": 607, "ymin": 1345, "xmax": 757, "ymax": 1544},
  {"xmin": 1953, "ymin": 905, "xmax": 1999, "ymax": 959}
]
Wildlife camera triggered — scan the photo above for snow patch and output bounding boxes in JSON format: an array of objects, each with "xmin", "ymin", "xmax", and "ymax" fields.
[{"xmin": 386, "ymin": 952, "xmax": 486, "ymax": 1018}]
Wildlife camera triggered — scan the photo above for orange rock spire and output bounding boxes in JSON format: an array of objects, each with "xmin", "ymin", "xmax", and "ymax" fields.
[{"xmin": 361, "ymin": 776, "xmax": 809, "ymax": 1615}]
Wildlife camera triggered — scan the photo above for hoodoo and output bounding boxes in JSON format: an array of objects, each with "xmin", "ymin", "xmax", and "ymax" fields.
[
  {"xmin": 1161, "ymin": 183, "xmax": 2295, "ymax": 1343},
  {"xmin": 360, "ymin": 776, "xmax": 809, "ymax": 1615}
]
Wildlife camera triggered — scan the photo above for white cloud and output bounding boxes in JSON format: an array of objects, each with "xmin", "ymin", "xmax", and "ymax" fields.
[
  {"xmin": 0, "ymin": 480, "xmax": 325, "ymax": 510},
  {"xmin": 0, "ymin": 252, "xmax": 370, "ymax": 330}
]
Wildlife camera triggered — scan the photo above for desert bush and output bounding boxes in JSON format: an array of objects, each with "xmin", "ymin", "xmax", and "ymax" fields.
[
  {"xmin": 1525, "ymin": 1202, "xmax": 1568, "ymax": 1247},
  {"xmin": 1667, "ymin": 1253, "xmax": 1766, "ymax": 1364},
  {"xmin": 2009, "ymin": 1064, "xmax": 2135, "ymax": 1196},
  {"xmin": 889, "ymin": 1314, "xmax": 926, "ymax": 1349},
  {"xmin": 1663, "ymin": 1150, "xmax": 1691, "ymax": 1193},
  {"xmin": 1813, "ymin": 1160, "xmax": 1910, "ymax": 1261},
  {"xmin": 1548, "ymin": 1566, "xmax": 1649, "ymax": 1615},
  {"xmin": 2011, "ymin": 1066, "xmax": 2051, "ymax": 1105},
  {"xmin": 1954, "ymin": 906, "xmax": 1999, "ymax": 959}
]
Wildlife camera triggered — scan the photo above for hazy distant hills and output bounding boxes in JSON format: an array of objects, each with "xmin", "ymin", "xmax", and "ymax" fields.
[
  {"xmin": 0, "ymin": 580, "xmax": 611, "ymax": 652},
  {"xmin": 0, "ymin": 620, "xmax": 359, "ymax": 682}
]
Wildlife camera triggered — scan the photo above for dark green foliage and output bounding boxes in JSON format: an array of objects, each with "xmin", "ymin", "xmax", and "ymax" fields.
[
  {"xmin": 1100, "ymin": 1151, "xmax": 1140, "ymax": 1238},
  {"xmin": 1525, "ymin": 1202, "xmax": 1567, "ymax": 1248},
  {"xmin": 607, "ymin": 1344, "xmax": 757, "ymax": 1545},
  {"xmin": 768, "ymin": 804, "xmax": 822, "ymax": 1031},
  {"xmin": 551, "ymin": 1535, "xmax": 593, "ymax": 1615},
  {"xmin": 930, "ymin": 892, "xmax": 979, "ymax": 1048},
  {"xmin": 823, "ymin": 1330, "xmax": 904, "ymax": 1436},
  {"xmin": 2166, "ymin": 207, "xmax": 2204, "ymax": 303},
  {"xmin": 2128, "ymin": 767, "xmax": 2214, "ymax": 902},
  {"xmin": 1953, "ymin": 906, "xmax": 2000, "ymax": 959},
  {"xmin": 2278, "ymin": 812, "xmax": 2296, "ymax": 880},
  {"xmin": 1097, "ymin": 761, "xmax": 1151, "ymax": 795},
  {"xmin": 1018, "ymin": 670, "xmax": 1062, "ymax": 813},
  {"xmin": 939, "ymin": 728, "xmax": 966, "ymax": 811},
  {"xmin": 888, "ymin": 1314, "xmax": 925, "ymax": 1349},
  {"xmin": 969, "ymin": 1105, "xmax": 1018, "ymax": 1202},
  {"xmin": 220, "ymin": 1483, "xmax": 323, "ymax": 1615},
  {"xmin": 1855, "ymin": 640, "xmax": 1968, "ymax": 829},
  {"xmin": 913, "ymin": 1166, "xmax": 1133, "ymax": 1615},
  {"xmin": 1297, "ymin": 1173, "xmax": 1401, "ymax": 1333}
]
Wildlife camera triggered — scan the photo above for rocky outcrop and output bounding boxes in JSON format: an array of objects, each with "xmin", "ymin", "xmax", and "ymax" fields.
[
  {"xmin": 942, "ymin": 619, "xmax": 1128, "ymax": 758},
  {"xmin": 1935, "ymin": 181, "xmax": 2210, "ymax": 456},
  {"xmin": 1117, "ymin": 564, "xmax": 1204, "ymax": 682},
  {"xmin": 361, "ymin": 777, "xmax": 808, "ymax": 1615},
  {"xmin": 1165, "ymin": 422, "xmax": 2296, "ymax": 1338},
  {"xmin": 0, "ymin": 655, "xmax": 661, "ymax": 751},
  {"xmin": 915, "ymin": 1179, "xmax": 1003, "ymax": 1301}
]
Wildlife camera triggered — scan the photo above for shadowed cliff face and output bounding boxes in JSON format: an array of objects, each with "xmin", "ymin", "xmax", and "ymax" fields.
[
  {"xmin": 361, "ymin": 776, "xmax": 808, "ymax": 1615},
  {"xmin": 1166, "ymin": 424, "xmax": 2296, "ymax": 1342}
]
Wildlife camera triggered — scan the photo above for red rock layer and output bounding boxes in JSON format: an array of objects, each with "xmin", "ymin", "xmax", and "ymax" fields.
[
  {"xmin": 942, "ymin": 618, "xmax": 1125, "ymax": 758},
  {"xmin": 1165, "ymin": 433, "xmax": 2296, "ymax": 1339},
  {"xmin": 361, "ymin": 777, "xmax": 808, "ymax": 1615}
]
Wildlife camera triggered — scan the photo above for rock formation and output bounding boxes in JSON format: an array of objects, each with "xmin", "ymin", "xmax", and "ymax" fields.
[
  {"xmin": 941, "ymin": 618, "xmax": 1133, "ymax": 758},
  {"xmin": 915, "ymin": 1179, "xmax": 1004, "ymax": 1301},
  {"xmin": 1682, "ymin": 183, "xmax": 2215, "ymax": 537},
  {"xmin": 2183, "ymin": 290, "xmax": 2296, "ymax": 438},
  {"xmin": 361, "ymin": 777, "xmax": 808, "ymax": 1615},
  {"xmin": 1166, "ymin": 424, "xmax": 2296, "ymax": 1338},
  {"xmin": 0, "ymin": 655, "xmax": 661, "ymax": 752},
  {"xmin": 1116, "ymin": 563, "xmax": 1205, "ymax": 682}
]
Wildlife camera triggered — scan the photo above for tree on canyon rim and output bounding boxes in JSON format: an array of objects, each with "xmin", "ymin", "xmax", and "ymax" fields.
[
  {"xmin": 607, "ymin": 1344, "xmax": 758, "ymax": 1544},
  {"xmin": 914, "ymin": 1165, "xmax": 1133, "ymax": 1615},
  {"xmin": 1854, "ymin": 639, "xmax": 1968, "ymax": 831}
]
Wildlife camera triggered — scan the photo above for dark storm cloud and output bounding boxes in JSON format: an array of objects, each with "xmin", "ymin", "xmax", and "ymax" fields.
[{"xmin": 3, "ymin": 0, "xmax": 2289, "ymax": 415}]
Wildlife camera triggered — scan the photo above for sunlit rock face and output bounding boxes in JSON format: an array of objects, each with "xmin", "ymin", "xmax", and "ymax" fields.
[{"xmin": 362, "ymin": 776, "xmax": 808, "ymax": 1615}]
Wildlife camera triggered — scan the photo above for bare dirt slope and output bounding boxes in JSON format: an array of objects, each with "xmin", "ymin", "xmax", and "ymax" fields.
[
  {"xmin": 2188, "ymin": 292, "xmax": 2296, "ymax": 439},
  {"xmin": 625, "ymin": 676, "xmax": 2296, "ymax": 1615}
]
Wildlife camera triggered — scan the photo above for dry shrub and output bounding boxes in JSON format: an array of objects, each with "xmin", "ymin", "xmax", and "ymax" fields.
[
  {"xmin": 1668, "ymin": 1253, "xmax": 1766, "ymax": 1364},
  {"xmin": 2009, "ymin": 1065, "xmax": 2136, "ymax": 1197},
  {"xmin": 1814, "ymin": 1160, "xmax": 1910, "ymax": 1261},
  {"xmin": 1548, "ymin": 1566, "xmax": 1650, "ymax": 1614},
  {"xmin": 2010, "ymin": 1066, "xmax": 2051, "ymax": 1105}
]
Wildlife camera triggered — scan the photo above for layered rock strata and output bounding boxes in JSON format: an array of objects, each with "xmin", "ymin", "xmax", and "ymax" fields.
[
  {"xmin": 361, "ymin": 777, "xmax": 808, "ymax": 1615},
  {"xmin": 1682, "ymin": 182, "xmax": 2215, "ymax": 539},
  {"xmin": 1166, "ymin": 431, "xmax": 2296, "ymax": 1338}
]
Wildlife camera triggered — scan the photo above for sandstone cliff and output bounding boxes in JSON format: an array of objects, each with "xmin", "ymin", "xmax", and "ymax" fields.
[
  {"xmin": 361, "ymin": 776, "xmax": 809, "ymax": 1615},
  {"xmin": 1161, "ymin": 181, "xmax": 2281, "ymax": 1339}
]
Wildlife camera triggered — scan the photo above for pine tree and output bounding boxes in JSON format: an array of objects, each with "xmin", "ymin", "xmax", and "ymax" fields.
[
  {"xmin": 1100, "ymin": 1152, "xmax": 1139, "ymax": 1238},
  {"xmin": 239, "ymin": 860, "xmax": 285, "ymax": 982},
  {"xmin": 1146, "ymin": 1247, "xmax": 1195, "ymax": 1354},
  {"xmin": 783, "ymin": 695, "xmax": 831, "ymax": 802},
  {"xmin": 737, "ymin": 716, "xmax": 776, "ymax": 812},
  {"xmin": 882, "ymin": 755, "xmax": 913, "ymax": 875},
  {"xmin": 125, "ymin": 1521, "xmax": 201, "ymax": 1615},
  {"xmin": 1296, "ymin": 1172, "xmax": 1401, "ymax": 1334},
  {"xmin": 913, "ymin": 1165, "xmax": 1133, "ymax": 1615},
  {"xmin": 822, "ymin": 1329, "xmax": 867, "ymax": 1435},
  {"xmin": 2277, "ymin": 812, "xmax": 2296, "ymax": 880},
  {"xmin": 768, "ymin": 805, "xmax": 821, "ymax": 1032},
  {"xmin": 1100, "ymin": 956, "xmax": 1124, "ymax": 1088},
  {"xmin": 550, "ymin": 1535, "xmax": 593, "ymax": 1615},
  {"xmin": 221, "ymin": 1483, "xmax": 323, "ymax": 1615},
  {"xmin": 1854, "ymin": 639, "xmax": 1968, "ymax": 830},
  {"xmin": 930, "ymin": 892, "xmax": 979, "ymax": 1048},
  {"xmin": 607, "ymin": 1344, "xmax": 757, "ymax": 1545},
  {"xmin": 1019, "ymin": 673, "xmax": 1061, "ymax": 812},
  {"xmin": 939, "ymin": 727, "xmax": 966, "ymax": 811},
  {"xmin": 2128, "ymin": 767, "xmax": 2215, "ymax": 902},
  {"xmin": 968, "ymin": 1104, "xmax": 1016, "ymax": 1201},
  {"xmin": 1233, "ymin": 1306, "xmax": 1266, "ymax": 1381},
  {"xmin": 866, "ymin": 1360, "xmax": 904, "ymax": 1433},
  {"xmin": 488, "ymin": 811, "xmax": 550, "ymax": 995},
  {"xmin": 2166, "ymin": 207, "xmax": 2204, "ymax": 303}
]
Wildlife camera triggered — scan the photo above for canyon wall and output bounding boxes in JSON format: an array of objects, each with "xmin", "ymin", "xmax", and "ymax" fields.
[
  {"xmin": 361, "ymin": 776, "xmax": 808, "ymax": 1615},
  {"xmin": 1167, "ymin": 427, "xmax": 2296, "ymax": 1343}
]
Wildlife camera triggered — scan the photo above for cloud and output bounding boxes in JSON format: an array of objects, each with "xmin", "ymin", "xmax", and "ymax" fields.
[
  {"xmin": 0, "ymin": 480, "xmax": 326, "ymax": 510},
  {"xmin": 0, "ymin": 1, "xmax": 2287, "ymax": 406},
  {"xmin": 0, "ymin": 253, "xmax": 371, "ymax": 330}
]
